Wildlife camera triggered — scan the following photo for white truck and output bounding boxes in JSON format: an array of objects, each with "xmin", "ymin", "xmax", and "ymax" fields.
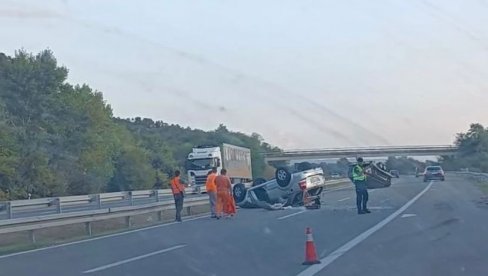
[{"xmin": 185, "ymin": 144, "xmax": 253, "ymax": 193}]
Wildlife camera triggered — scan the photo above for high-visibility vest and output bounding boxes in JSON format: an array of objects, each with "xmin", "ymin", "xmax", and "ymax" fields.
[
  {"xmin": 171, "ymin": 177, "xmax": 185, "ymax": 195},
  {"xmin": 206, "ymin": 173, "xmax": 217, "ymax": 192},
  {"xmin": 352, "ymin": 165, "xmax": 366, "ymax": 181}
]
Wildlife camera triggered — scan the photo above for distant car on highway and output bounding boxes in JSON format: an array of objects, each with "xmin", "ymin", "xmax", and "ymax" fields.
[
  {"xmin": 390, "ymin": 170, "xmax": 400, "ymax": 178},
  {"xmin": 330, "ymin": 173, "xmax": 341, "ymax": 179},
  {"xmin": 233, "ymin": 166, "xmax": 326, "ymax": 208},
  {"xmin": 423, "ymin": 166, "xmax": 445, "ymax": 182}
]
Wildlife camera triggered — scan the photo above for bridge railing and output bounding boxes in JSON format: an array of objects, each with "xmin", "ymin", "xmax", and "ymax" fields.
[
  {"xmin": 273, "ymin": 145, "xmax": 457, "ymax": 153},
  {"xmin": 264, "ymin": 145, "xmax": 458, "ymax": 161}
]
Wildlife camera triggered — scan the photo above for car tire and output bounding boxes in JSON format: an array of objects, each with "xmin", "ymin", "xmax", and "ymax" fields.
[
  {"xmin": 291, "ymin": 192, "xmax": 304, "ymax": 207},
  {"xmin": 314, "ymin": 198, "xmax": 321, "ymax": 208},
  {"xmin": 252, "ymin": 178, "xmax": 267, "ymax": 187},
  {"xmin": 275, "ymin": 167, "xmax": 292, "ymax": 188},
  {"xmin": 233, "ymin": 183, "xmax": 247, "ymax": 203},
  {"xmin": 296, "ymin": 162, "xmax": 313, "ymax": 172},
  {"xmin": 253, "ymin": 187, "xmax": 270, "ymax": 203}
]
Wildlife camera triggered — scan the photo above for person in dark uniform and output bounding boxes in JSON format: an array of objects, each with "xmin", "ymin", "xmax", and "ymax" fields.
[{"xmin": 352, "ymin": 157, "xmax": 371, "ymax": 215}]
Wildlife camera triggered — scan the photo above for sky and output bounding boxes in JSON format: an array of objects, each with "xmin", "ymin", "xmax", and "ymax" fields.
[{"xmin": 1, "ymin": 0, "xmax": 487, "ymax": 149}]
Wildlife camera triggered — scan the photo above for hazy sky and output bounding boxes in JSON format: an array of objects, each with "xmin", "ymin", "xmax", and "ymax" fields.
[{"xmin": 1, "ymin": 0, "xmax": 488, "ymax": 149}]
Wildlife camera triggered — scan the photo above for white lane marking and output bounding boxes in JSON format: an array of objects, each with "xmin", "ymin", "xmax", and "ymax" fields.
[
  {"xmin": 297, "ymin": 181, "xmax": 433, "ymax": 276},
  {"xmin": 0, "ymin": 214, "xmax": 210, "ymax": 260},
  {"xmin": 401, "ymin": 214, "xmax": 417, "ymax": 218},
  {"xmin": 337, "ymin": 197, "xmax": 350, "ymax": 202},
  {"xmin": 277, "ymin": 210, "xmax": 307, "ymax": 220},
  {"xmin": 83, "ymin": 245, "xmax": 186, "ymax": 274}
]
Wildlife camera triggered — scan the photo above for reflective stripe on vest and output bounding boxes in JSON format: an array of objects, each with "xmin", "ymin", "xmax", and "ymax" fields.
[{"xmin": 352, "ymin": 165, "xmax": 366, "ymax": 181}]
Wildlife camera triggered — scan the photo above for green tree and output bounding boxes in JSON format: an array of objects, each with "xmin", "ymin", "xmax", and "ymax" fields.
[
  {"xmin": 107, "ymin": 146, "xmax": 154, "ymax": 192},
  {"xmin": 0, "ymin": 49, "xmax": 282, "ymax": 198},
  {"xmin": 448, "ymin": 123, "xmax": 488, "ymax": 172},
  {"xmin": 385, "ymin": 157, "xmax": 424, "ymax": 175}
]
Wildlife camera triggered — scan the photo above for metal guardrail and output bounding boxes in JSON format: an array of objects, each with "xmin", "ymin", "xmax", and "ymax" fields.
[
  {"xmin": 455, "ymin": 171, "xmax": 488, "ymax": 180},
  {"xmin": 0, "ymin": 196, "xmax": 208, "ymax": 243},
  {"xmin": 0, "ymin": 189, "xmax": 182, "ymax": 220},
  {"xmin": 0, "ymin": 180, "xmax": 350, "ymax": 244}
]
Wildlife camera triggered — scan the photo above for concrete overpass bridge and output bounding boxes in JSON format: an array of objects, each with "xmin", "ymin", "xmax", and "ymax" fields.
[{"xmin": 264, "ymin": 145, "xmax": 458, "ymax": 162}]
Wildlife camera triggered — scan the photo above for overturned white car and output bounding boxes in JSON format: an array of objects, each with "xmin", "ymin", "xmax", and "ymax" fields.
[{"xmin": 232, "ymin": 166, "xmax": 326, "ymax": 209}]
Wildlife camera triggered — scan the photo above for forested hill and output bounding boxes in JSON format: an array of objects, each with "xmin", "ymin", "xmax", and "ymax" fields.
[{"xmin": 0, "ymin": 50, "xmax": 279, "ymax": 200}]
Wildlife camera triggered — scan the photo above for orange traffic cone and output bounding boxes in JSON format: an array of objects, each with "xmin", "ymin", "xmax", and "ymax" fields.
[{"xmin": 302, "ymin": 227, "xmax": 321, "ymax": 265}]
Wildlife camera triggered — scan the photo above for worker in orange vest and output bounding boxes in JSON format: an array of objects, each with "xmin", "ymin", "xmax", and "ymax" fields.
[
  {"xmin": 215, "ymin": 169, "xmax": 236, "ymax": 219},
  {"xmin": 170, "ymin": 170, "xmax": 186, "ymax": 222},
  {"xmin": 206, "ymin": 167, "xmax": 218, "ymax": 218}
]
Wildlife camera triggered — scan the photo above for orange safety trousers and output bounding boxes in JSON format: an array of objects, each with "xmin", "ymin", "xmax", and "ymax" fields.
[{"xmin": 216, "ymin": 192, "xmax": 236, "ymax": 217}]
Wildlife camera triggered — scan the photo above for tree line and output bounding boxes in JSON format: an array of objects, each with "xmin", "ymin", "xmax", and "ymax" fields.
[
  {"xmin": 0, "ymin": 50, "xmax": 279, "ymax": 200},
  {"xmin": 441, "ymin": 123, "xmax": 488, "ymax": 172},
  {"xmin": 1, "ymin": 50, "xmax": 485, "ymax": 200}
]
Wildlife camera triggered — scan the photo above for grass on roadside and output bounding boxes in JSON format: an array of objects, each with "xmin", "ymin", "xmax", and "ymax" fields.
[{"xmin": 475, "ymin": 180, "xmax": 488, "ymax": 195}]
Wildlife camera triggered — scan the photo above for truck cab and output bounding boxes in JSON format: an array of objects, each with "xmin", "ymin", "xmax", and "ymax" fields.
[
  {"xmin": 185, "ymin": 144, "xmax": 253, "ymax": 193},
  {"xmin": 186, "ymin": 146, "xmax": 222, "ymax": 193}
]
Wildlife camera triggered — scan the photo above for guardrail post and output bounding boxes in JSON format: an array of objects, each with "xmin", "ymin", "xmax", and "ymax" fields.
[
  {"xmin": 129, "ymin": 192, "xmax": 134, "ymax": 206},
  {"xmin": 85, "ymin": 222, "xmax": 93, "ymax": 236},
  {"xmin": 96, "ymin": 194, "xmax": 102, "ymax": 209},
  {"xmin": 55, "ymin": 198, "xmax": 62, "ymax": 213},
  {"xmin": 154, "ymin": 190, "xmax": 160, "ymax": 202},
  {"xmin": 186, "ymin": 206, "xmax": 192, "ymax": 216},
  {"xmin": 29, "ymin": 230, "xmax": 36, "ymax": 244},
  {"xmin": 6, "ymin": 202, "xmax": 12, "ymax": 219},
  {"xmin": 125, "ymin": 216, "xmax": 132, "ymax": 228},
  {"xmin": 157, "ymin": 210, "xmax": 163, "ymax": 221}
]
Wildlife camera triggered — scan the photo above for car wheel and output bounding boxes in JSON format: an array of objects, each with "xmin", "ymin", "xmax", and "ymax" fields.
[
  {"xmin": 253, "ymin": 187, "xmax": 270, "ymax": 202},
  {"xmin": 314, "ymin": 198, "xmax": 322, "ymax": 208},
  {"xmin": 233, "ymin": 183, "xmax": 247, "ymax": 203},
  {"xmin": 296, "ymin": 162, "xmax": 313, "ymax": 172},
  {"xmin": 291, "ymin": 192, "xmax": 304, "ymax": 207},
  {"xmin": 275, "ymin": 167, "xmax": 292, "ymax": 188},
  {"xmin": 252, "ymin": 178, "xmax": 267, "ymax": 187}
]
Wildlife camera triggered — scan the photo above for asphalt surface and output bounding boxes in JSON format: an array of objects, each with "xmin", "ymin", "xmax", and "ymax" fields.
[
  {"xmin": 0, "ymin": 194, "xmax": 203, "ymax": 220},
  {"xmin": 1, "ymin": 175, "xmax": 487, "ymax": 276}
]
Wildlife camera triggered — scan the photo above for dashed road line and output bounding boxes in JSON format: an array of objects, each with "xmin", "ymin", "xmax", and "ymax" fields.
[
  {"xmin": 277, "ymin": 210, "xmax": 307, "ymax": 220},
  {"xmin": 0, "ymin": 214, "xmax": 209, "ymax": 259},
  {"xmin": 83, "ymin": 245, "xmax": 187, "ymax": 273}
]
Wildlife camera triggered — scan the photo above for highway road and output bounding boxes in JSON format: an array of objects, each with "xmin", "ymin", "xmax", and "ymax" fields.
[{"xmin": 1, "ymin": 175, "xmax": 487, "ymax": 276}]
